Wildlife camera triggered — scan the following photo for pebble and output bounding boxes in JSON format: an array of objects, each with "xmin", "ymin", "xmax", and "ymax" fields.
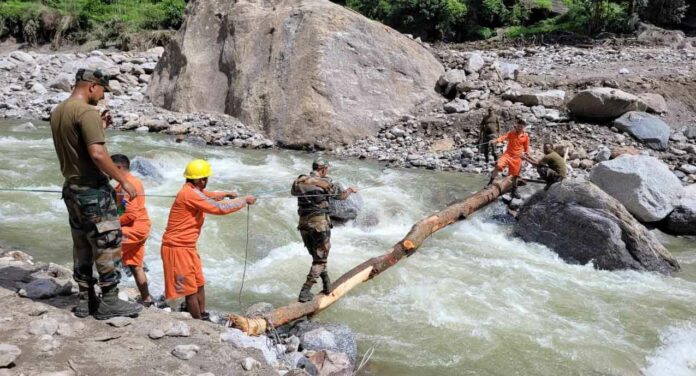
[
  {"xmin": 241, "ymin": 357, "xmax": 260, "ymax": 371},
  {"xmin": 164, "ymin": 321, "xmax": 191, "ymax": 337},
  {"xmin": 105, "ymin": 317, "xmax": 134, "ymax": 328},
  {"xmin": 171, "ymin": 344, "xmax": 199, "ymax": 360},
  {"xmin": 148, "ymin": 328, "xmax": 165, "ymax": 339},
  {"xmin": 28, "ymin": 317, "xmax": 59, "ymax": 336}
]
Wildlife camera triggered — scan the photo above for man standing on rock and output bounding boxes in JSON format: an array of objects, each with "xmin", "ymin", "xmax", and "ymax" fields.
[
  {"xmin": 50, "ymin": 68, "xmax": 142, "ymax": 319},
  {"xmin": 524, "ymin": 143, "xmax": 567, "ymax": 190},
  {"xmin": 292, "ymin": 157, "xmax": 357, "ymax": 303},
  {"xmin": 161, "ymin": 159, "xmax": 256, "ymax": 319},
  {"xmin": 487, "ymin": 117, "xmax": 530, "ymax": 199},
  {"xmin": 478, "ymin": 108, "xmax": 500, "ymax": 164},
  {"xmin": 112, "ymin": 154, "xmax": 153, "ymax": 306}
]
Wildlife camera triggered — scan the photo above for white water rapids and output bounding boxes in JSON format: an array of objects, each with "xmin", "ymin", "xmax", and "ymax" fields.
[{"xmin": 1, "ymin": 120, "xmax": 695, "ymax": 375}]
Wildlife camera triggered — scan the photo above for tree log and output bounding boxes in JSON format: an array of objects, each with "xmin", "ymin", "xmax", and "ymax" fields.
[{"xmin": 227, "ymin": 176, "xmax": 515, "ymax": 335}]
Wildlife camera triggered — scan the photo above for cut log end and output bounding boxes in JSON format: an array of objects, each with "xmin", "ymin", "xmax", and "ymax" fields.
[
  {"xmin": 226, "ymin": 314, "xmax": 267, "ymax": 336},
  {"xmin": 403, "ymin": 240, "xmax": 415, "ymax": 250}
]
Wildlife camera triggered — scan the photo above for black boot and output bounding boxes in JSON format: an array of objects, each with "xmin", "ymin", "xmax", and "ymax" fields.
[
  {"xmin": 510, "ymin": 182, "xmax": 521, "ymax": 199},
  {"xmin": 298, "ymin": 276, "xmax": 316, "ymax": 303},
  {"xmin": 73, "ymin": 284, "xmax": 97, "ymax": 318},
  {"xmin": 320, "ymin": 271, "xmax": 332, "ymax": 295},
  {"xmin": 94, "ymin": 285, "xmax": 142, "ymax": 320}
]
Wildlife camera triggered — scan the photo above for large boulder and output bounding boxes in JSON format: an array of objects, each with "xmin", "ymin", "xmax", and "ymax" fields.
[
  {"xmin": 637, "ymin": 93, "xmax": 668, "ymax": 114},
  {"xmin": 514, "ymin": 179, "xmax": 679, "ymax": 274},
  {"xmin": 289, "ymin": 321, "xmax": 357, "ymax": 363},
  {"xmin": 148, "ymin": 0, "xmax": 444, "ymax": 149},
  {"xmin": 568, "ymin": 88, "xmax": 647, "ymax": 120},
  {"xmin": 613, "ymin": 111, "xmax": 670, "ymax": 151},
  {"xmin": 329, "ymin": 192, "xmax": 362, "ymax": 223},
  {"xmin": 504, "ymin": 89, "xmax": 565, "ymax": 108},
  {"xmin": 436, "ymin": 69, "xmax": 467, "ymax": 97},
  {"xmin": 661, "ymin": 185, "xmax": 696, "ymax": 235},
  {"xmin": 590, "ymin": 155, "xmax": 684, "ymax": 222}
]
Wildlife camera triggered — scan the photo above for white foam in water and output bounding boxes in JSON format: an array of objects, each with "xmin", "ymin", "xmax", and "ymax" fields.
[{"xmin": 643, "ymin": 323, "xmax": 696, "ymax": 376}]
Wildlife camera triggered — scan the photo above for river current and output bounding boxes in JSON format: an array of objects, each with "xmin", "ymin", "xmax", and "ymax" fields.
[{"xmin": 1, "ymin": 120, "xmax": 695, "ymax": 375}]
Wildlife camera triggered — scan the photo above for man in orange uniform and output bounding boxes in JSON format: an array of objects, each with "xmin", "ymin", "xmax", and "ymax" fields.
[
  {"xmin": 161, "ymin": 159, "xmax": 256, "ymax": 319},
  {"xmin": 112, "ymin": 154, "xmax": 153, "ymax": 306},
  {"xmin": 488, "ymin": 117, "xmax": 530, "ymax": 198}
]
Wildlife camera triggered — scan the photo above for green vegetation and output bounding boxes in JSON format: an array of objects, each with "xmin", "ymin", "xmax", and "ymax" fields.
[
  {"xmin": 0, "ymin": 0, "xmax": 185, "ymax": 48},
  {"xmin": 332, "ymin": 0, "xmax": 690, "ymax": 41}
]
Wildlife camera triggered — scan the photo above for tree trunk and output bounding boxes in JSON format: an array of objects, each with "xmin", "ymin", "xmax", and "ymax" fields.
[{"xmin": 227, "ymin": 176, "xmax": 515, "ymax": 335}]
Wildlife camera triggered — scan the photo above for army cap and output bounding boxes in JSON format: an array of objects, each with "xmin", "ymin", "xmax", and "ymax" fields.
[
  {"xmin": 313, "ymin": 156, "xmax": 330, "ymax": 168},
  {"xmin": 75, "ymin": 68, "xmax": 111, "ymax": 92}
]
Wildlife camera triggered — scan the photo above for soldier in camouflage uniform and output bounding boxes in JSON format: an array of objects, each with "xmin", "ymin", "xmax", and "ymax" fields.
[
  {"xmin": 51, "ymin": 68, "xmax": 142, "ymax": 320},
  {"xmin": 478, "ymin": 107, "xmax": 501, "ymax": 163},
  {"xmin": 291, "ymin": 157, "xmax": 357, "ymax": 302}
]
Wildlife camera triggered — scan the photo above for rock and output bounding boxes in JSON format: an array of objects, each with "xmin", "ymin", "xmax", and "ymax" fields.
[
  {"xmin": 619, "ymin": 68, "xmax": 630, "ymax": 75},
  {"xmin": 531, "ymin": 105, "xmax": 546, "ymax": 118},
  {"xmin": 437, "ymin": 69, "xmax": 467, "ymax": 97},
  {"xmin": 329, "ymin": 192, "xmax": 363, "ymax": 223},
  {"xmin": 13, "ymin": 122, "xmax": 37, "ymax": 131},
  {"xmin": 130, "ymin": 157, "xmax": 164, "ymax": 180},
  {"xmin": 0, "ymin": 59, "xmax": 16, "ymax": 71},
  {"xmin": 148, "ymin": 0, "xmax": 444, "ymax": 149},
  {"xmin": 171, "ymin": 344, "xmax": 199, "ymax": 360},
  {"xmin": 105, "ymin": 317, "xmax": 133, "ymax": 328},
  {"xmin": 504, "ymin": 90, "xmax": 565, "ymax": 108},
  {"xmin": 135, "ymin": 126, "xmax": 149, "ymax": 133},
  {"xmin": 610, "ymin": 146, "xmax": 640, "ymax": 159},
  {"xmin": 108, "ymin": 80, "xmax": 124, "ymax": 96},
  {"xmin": 147, "ymin": 46, "xmax": 165, "ymax": 57},
  {"xmin": 637, "ymin": 22, "xmax": 687, "ymax": 48},
  {"xmin": 284, "ymin": 335, "xmax": 301, "ymax": 353},
  {"xmin": 568, "ymin": 88, "xmax": 648, "ymax": 119},
  {"xmin": 594, "ymin": 147, "xmax": 612, "ymax": 162},
  {"xmin": 307, "ymin": 350, "xmax": 353, "ymax": 376},
  {"xmin": 164, "ymin": 321, "xmax": 191, "ymax": 337},
  {"xmin": 496, "ymin": 62, "xmax": 519, "ymax": 80},
  {"xmin": 291, "ymin": 321, "xmax": 357, "ymax": 363},
  {"xmin": 661, "ymin": 193, "xmax": 696, "ymax": 235},
  {"xmin": 613, "ymin": 111, "xmax": 670, "ymax": 150},
  {"xmin": 48, "ymin": 74, "xmax": 73, "ymax": 92},
  {"xmin": 679, "ymin": 164, "xmax": 696, "ymax": 175},
  {"xmin": 638, "ymin": 93, "xmax": 668, "ymax": 114},
  {"xmin": 148, "ymin": 328, "xmax": 165, "ymax": 339},
  {"xmin": 19, "ymin": 278, "xmax": 70, "ymax": 299},
  {"xmin": 9, "ymin": 51, "xmax": 35, "ymax": 64},
  {"xmin": 241, "ymin": 357, "xmax": 260, "ymax": 371},
  {"xmin": 462, "ymin": 52, "xmax": 484, "ymax": 73},
  {"xmin": 28, "ymin": 317, "xmax": 59, "ymax": 336},
  {"xmin": 515, "ymin": 179, "xmax": 679, "ymax": 274},
  {"xmin": 579, "ymin": 159, "xmax": 594, "ymax": 170},
  {"xmin": 590, "ymin": 155, "xmax": 684, "ymax": 222},
  {"xmin": 0, "ymin": 344, "xmax": 21, "ymax": 368},
  {"xmin": 670, "ymin": 132, "xmax": 688, "ymax": 142},
  {"xmin": 443, "ymin": 98, "xmax": 470, "ymax": 114},
  {"xmin": 684, "ymin": 126, "xmax": 696, "ymax": 139},
  {"xmin": 140, "ymin": 62, "xmax": 156, "ymax": 74},
  {"xmin": 220, "ymin": 328, "xmax": 277, "ymax": 364},
  {"xmin": 32, "ymin": 83, "xmax": 47, "ymax": 95}
]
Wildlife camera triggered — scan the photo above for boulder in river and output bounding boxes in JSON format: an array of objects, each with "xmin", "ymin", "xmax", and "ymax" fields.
[
  {"xmin": 567, "ymin": 88, "xmax": 647, "ymax": 119},
  {"xmin": 130, "ymin": 157, "xmax": 164, "ymax": 181},
  {"xmin": 613, "ymin": 111, "xmax": 670, "ymax": 151},
  {"xmin": 660, "ymin": 185, "xmax": 696, "ymax": 236},
  {"xmin": 148, "ymin": 0, "xmax": 444, "ymax": 149},
  {"xmin": 329, "ymin": 192, "xmax": 363, "ymax": 224},
  {"xmin": 514, "ymin": 179, "xmax": 680, "ymax": 274},
  {"xmin": 289, "ymin": 320, "xmax": 357, "ymax": 363},
  {"xmin": 590, "ymin": 155, "xmax": 684, "ymax": 222}
]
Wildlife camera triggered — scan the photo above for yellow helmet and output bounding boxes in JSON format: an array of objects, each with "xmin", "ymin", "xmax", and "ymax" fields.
[{"xmin": 183, "ymin": 159, "xmax": 212, "ymax": 180}]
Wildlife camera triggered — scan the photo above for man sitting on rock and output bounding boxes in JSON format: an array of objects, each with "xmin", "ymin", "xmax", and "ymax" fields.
[
  {"xmin": 524, "ymin": 143, "xmax": 567, "ymax": 190},
  {"xmin": 160, "ymin": 159, "xmax": 256, "ymax": 319},
  {"xmin": 487, "ymin": 117, "xmax": 530, "ymax": 199},
  {"xmin": 292, "ymin": 157, "xmax": 357, "ymax": 303},
  {"xmin": 478, "ymin": 107, "xmax": 500, "ymax": 164},
  {"xmin": 111, "ymin": 154, "xmax": 153, "ymax": 306}
]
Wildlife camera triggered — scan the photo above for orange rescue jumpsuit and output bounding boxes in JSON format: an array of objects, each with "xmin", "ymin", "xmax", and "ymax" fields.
[
  {"xmin": 495, "ymin": 130, "xmax": 530, "ymax": 177},
  {"xmin": 161, "ymin": 183, "xmax": 247, "ymax": 300},
  {"xmin": 115, "ymin": 172, "xmax": 151, "ymax": 267}
]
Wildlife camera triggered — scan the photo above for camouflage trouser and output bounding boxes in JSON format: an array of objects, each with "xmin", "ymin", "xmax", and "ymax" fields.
[
  {"xmin": 537, "ymin": 166, "xmax": 564, "ymax": 190},
  {"xmin": 477, "ymin": 134, "xmax": 497, "ymax": 163},
  {"xmin": 62, "ymin": 182, "xmax": 122, "ymax": 289},
  {"xmin": 299, "ymin": 215, "xmax": 332, "ymax": 280}
]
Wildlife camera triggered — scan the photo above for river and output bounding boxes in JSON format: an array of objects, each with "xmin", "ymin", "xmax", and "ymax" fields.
[{"xmin": 1, "ymin": 119, "xmax": 695, "ymax": 375}]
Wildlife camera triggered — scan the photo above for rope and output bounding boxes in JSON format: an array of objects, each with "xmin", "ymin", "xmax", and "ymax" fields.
[
  {"xmin": 354, "ymin": 347, "xmax": 375, "ymax": 375},
  {"xmin": 237, "ymin": 205, "xmax": 251, "ymax": 312}
]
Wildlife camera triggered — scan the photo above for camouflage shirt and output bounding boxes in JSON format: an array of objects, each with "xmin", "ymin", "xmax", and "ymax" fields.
[{"xmin": 291, "ymin": 171, "xmax": 343, "ymax": 218}]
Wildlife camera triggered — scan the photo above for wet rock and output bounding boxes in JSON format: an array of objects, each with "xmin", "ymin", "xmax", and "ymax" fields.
[
  {"xmin": 613, "ymin": 111, "xmax": 670, "ymax": 151},
  {"xmin": 661, "ymin": 186, "xmax": 696, "ymax": 235},
  {"xmin": 241, "ymin": 357, "xmax": 260, "ymax": 371},
  {"xmin": 13, "ymin": 122, "xmax": 36, "ymax": 131},
  {"xmin": 638, "ymin": 93, "xmax": 668, "ymax": 114},
  {"xmin": 568, "ymin": 88, "xmax": 647, "ymax": 119},
  {"xmin": 0, "ymin": 344, "xmax": 21, "ymax": 367},
  {"xmin": 220, "ymin": 328, "xmax": 277, "ymax": 364},
  {"xmin": 291, "ymin": 321, "xmax": 357, "ymax": 363},
  {"xmin": 329, "ymin": 192, "xmax": 363, "ymax": 223},
  {"xmin": 307, "ymin": 350, "xmax": 353, "ymax": 376},
  {"xmin": 590, "ymin": 155, "xmax": 684, "ymax": 222},
  {"xmin": 135, "ymin": 126, "xmax": 149, "ymax": 133},
  {"xmin": 130, "ymin": 157, "xmax": 163, "ymax": 180},
  {"xmin": 515, "ymin": 179, "xmax": 680, "ymax": 274},
  {"xmin": 443, "ymin": 98, "xmax": 470, "ymax": 114},
  {"xmin": 172, "ymin": 344, "xmax": 199, "ymax": 360},
  {"xmin": 28, "ymin": 317, "xmax": 59, "ymax": 336}
]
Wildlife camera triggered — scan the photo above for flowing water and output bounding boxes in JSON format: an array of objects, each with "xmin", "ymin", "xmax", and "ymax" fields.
[{"xmin": 1, "ymin": 120, "xmax": 696, "ymax": 375}]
